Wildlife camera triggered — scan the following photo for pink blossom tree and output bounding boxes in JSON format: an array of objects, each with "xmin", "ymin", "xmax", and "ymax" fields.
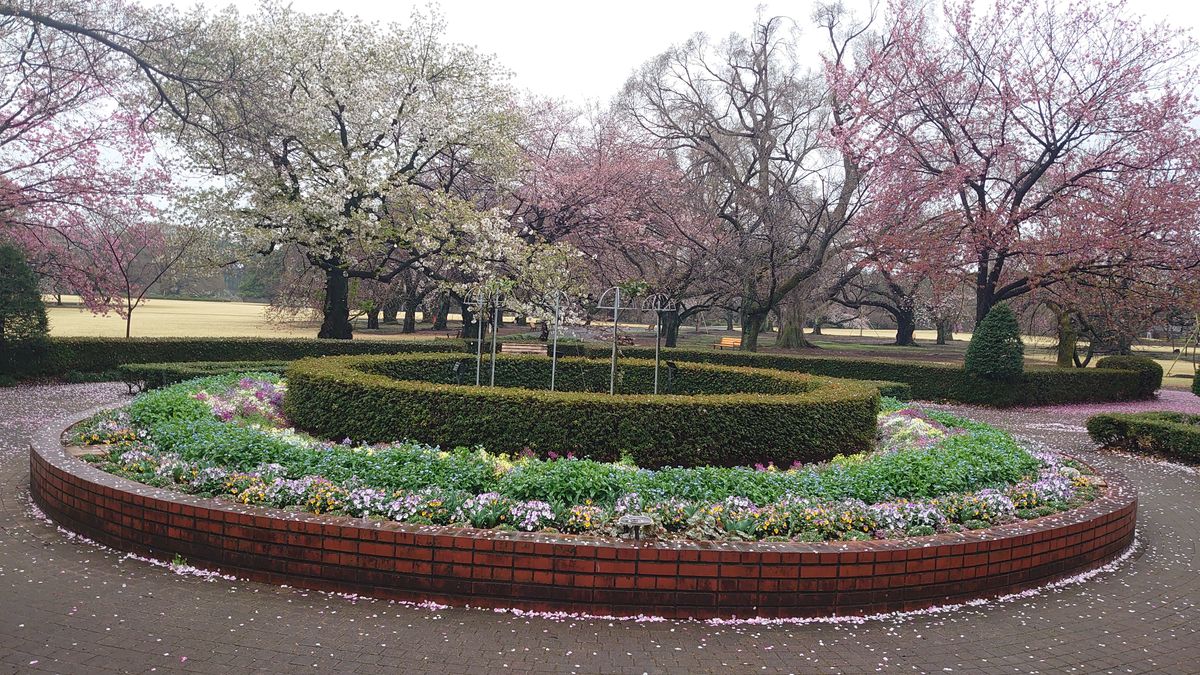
[{"xmin": 832, "ymin": 0, "xmax": 1200, "ymax": 323}]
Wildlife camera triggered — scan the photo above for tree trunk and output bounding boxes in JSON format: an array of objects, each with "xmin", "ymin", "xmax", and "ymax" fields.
[
  {"xmin": 662, "ymin": 310, "xmax": 682, "ymax": 348},
  {"xmin": 433, "ymin": 295, "xmax": 450, "ymax": 331},
  {"xmin": 515, "ymin": 315, "xmax": 528, "ymax": 326},
  {"xmin": 402, "ymin": 298, "xmax": 419, "ymax": 333},
  {"xmin": 740, "ymin": 311, "xmax": 768, "ymax": 351},
  {"xmin": 811, "ymin": 321, "xmax": 823, "ymax": 336},
  {"xmin": 975, "ymin": 274, "xmax": 996, "ymax": 324},
  {"xmin": 457, "ymin": 301, "xmax": 475, "ymax": 339},
  {"xmin": 318, "ymin": 268, "xmax": 353, "ymax": 339},
  {"xmin": 125, "ymin": 310, "xmax": 133, "ymax": 339},
  {"xmin": 894, "ymin": 310, "xmax": 917, "ymax": 346},
  {"xmin": 725, "ymin": 311, "xmax": 734, "ymax": 331},
  {"xmin": 1056, "ymin": 311, "xmax": 1077, "ymax": 367},
  {"xmin": 776, "ymin": 303, "xmax": 815, "ymax": 349},
  {"xmin": 382, "ymin": 303, "xmax": 399, "ymax": 324},
  {"xmin": 936, "ymin": 319, "xmax": 953, "ymax": 345},
  {"xmin": 366, "ymin": 308, "xmax": 380, "ymax": 330}
]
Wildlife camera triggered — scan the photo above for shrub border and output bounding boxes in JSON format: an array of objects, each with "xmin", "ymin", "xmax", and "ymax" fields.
[
  {"xmin": 283, "ymin": 353, "xmax": 880, "ymax": 467},
  {"xmin": 1086, "ymin": 411, "xmax": 1200, "ymax": 463},
  {"xmin": 591, "ymin": 346, "xmax": 1150, "ymax": 407},
  {"xmin": 31, "ymin": 408, "xmax": 1137, "ymax": 620}
]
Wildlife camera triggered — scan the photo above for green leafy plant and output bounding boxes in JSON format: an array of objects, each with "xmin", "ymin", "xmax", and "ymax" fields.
[
  {"xmin": 964, "ymin": 304, "xmax": 1024, "ymax": 380},
  {"xmin": 0, "ymin": 244, "xmax": 48, "ymax": 375}
]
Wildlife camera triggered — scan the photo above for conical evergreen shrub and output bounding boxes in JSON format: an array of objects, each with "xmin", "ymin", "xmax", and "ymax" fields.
[
  {"xmin": 0, "ymin": 244, "xmax": 49, "ymax": 379},
  {"xmin": 964, "ymin": 303, "xmax": 1024, "ymax": 380}
]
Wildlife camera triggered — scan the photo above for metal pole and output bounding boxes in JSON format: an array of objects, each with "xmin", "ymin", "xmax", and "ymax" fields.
[
  {"xmin": 550, "ymin": 294, "xmax": 561, "ymax": 391},
  {"xmin": 609, "ymin": 288, "xmax": 620, "ymax": 395},
  {"xmin": 654, "ymin": 311, "xmax": 662, "ymax": 394},
  {"xmin": 474, "ymin": 289, "xmax": 484, "ymax": 386},
  {"xmin": 490, "ymin": 291, "xmax": 500, "ymax": 387}
]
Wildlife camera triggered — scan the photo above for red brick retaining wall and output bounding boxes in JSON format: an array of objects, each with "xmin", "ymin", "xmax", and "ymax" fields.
[{"xmin": 30, "ymin": 420, "xmax": 1137, "ymax": 619}]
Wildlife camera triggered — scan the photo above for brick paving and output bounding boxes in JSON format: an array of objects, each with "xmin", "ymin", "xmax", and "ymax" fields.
[{"xmin": 1, "ymin": 383, "xmax": 1197, "ymax": 674}]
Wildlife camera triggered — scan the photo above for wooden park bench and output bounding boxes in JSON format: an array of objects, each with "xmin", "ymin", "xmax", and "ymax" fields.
[
  {"xmin": 500, "ymin": 342, "xmax": 547, "ymax": 355},
  {"xmin": 714, "ymin": 337, "xmax": 742, "ymax": 350}
]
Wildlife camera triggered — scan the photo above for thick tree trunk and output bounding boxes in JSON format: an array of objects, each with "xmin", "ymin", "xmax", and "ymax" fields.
[
  {"xmin": 740, "ymin": 311, "xmax": 768, "ymax": 351},
  {"xmin": 776, "ymin": 303, "xmax": 815, "ymax": 349},
  {"xmin": 457, "ymin": 301, "xmax": 474, "ymax": 339},
  {"xmin": 811, "ymin": 321, "xmax": 823, "ymax": 336},
  {"xmin": 894, "ymin": 310, "xmax": 917, "ymax": 346},
  {"xmin": 402, "ymin": 298, "xmax": 419, "ymax": 333},
  {"xmin": 662, "ymin": 310, "xmax": 682, "ymax": 348},
  {"xmin": 318, "ymin": 268, "xmax": 353, "ymax": 339},
  {"xmin": 382, "ymin": 302, "xmax": 399, "ymax": 324},
  {"xmin": 433, "ymin": 295, "xmax": 450, "ymax": 331},
  {"xmin": 515, "ymin": 315, "xmax": 528, "ymax": 326},
  {"xmin": 725, "ymin": 311, "xmax": 734, "ymax": 331},
  {"xmin": 1056, "ymin": 311, "xmax": 1077, "ymax": 367},
  {"xmin": 366, "ymin": 308, "xmax": 380, "ymax": 330},
  {"xmin": 936, "ymin": 319, "xmax": 953, "ymax": 345}
]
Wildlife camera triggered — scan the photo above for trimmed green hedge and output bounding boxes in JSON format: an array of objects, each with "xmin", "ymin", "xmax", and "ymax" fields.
[
  {"xmin": 580, "ymin": 347, "xmax": 1148, "ymax": 407},
  {"xmin": 6, "ymin": 336, "xmax": 466, "ymax": 378},
  {"xmin": 118, "ymin": 361, "xmax": 289, "ymax": 390},
  {"xmin": 1095, "ymin": 356, "xmax": 1163, "ymax": 399},
  {"xmin": 1086, "ymin": 411, "xmax": 1200, "ymax": 462},
  {"xmin": 284, "ymin": 353, "xmax": 881, "ymax": 468}
]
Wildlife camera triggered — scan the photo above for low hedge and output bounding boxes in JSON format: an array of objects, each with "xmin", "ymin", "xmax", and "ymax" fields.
[
  {"xmin": 1095, "ymin": 356, "xmax": 1163, "ymax": 399},
  {"xmin": 118, "ymin": 361, "xmax": 289, "ymax": 390},
  {"xmin": 580, "ymin": 347, "xmax": 1149, "ymax": 407},
  {"xmin": 284, "ymin": 353, "xmax": 880, "ymax": 468},
  {"xmin": 6, "ymin": 336, "xmax": 467, "ymax": 379},
  {"xmin": 1086, "ymin": 411, "xmax": 1200, "ymax": 462}
]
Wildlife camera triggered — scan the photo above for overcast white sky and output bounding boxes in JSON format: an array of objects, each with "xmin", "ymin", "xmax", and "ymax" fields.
[{"xmin": 148, "ymin": 0, "xmax": 1200, "ymax": 105}]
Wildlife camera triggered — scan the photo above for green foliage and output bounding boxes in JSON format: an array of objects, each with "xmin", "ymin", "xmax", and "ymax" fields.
[
  {"xmin": 120, "ymin": 361, "xmax": 289, "ymax": 390},
  {"xmin": 0, "ymin": 244, "xmax": 49, "ymax": 373},
  {"xmin": 1095, "ymin": 356, "xmax": 1162, "ymax": 398},
  {"xmin": 1087, "ymin": 411, "xmax": 1200, "ymax": 462},
  {"xmin": 1, "ymin": 336, "xmax": 467, "ymax": 380},
  {"xmin": 964, "ymin": 304, "xmax": 1024, "ymax": 380},
  {"xmin": 285, "ymin": 353, "xmax": 881, "ymax": 468},
  {"xmin": 585, "ymin": 345, "xmax": 1145, "ymax": 407},
  {"xmin": 117, "ymin": 374, "xmax": 1042, "ymax": 510}
]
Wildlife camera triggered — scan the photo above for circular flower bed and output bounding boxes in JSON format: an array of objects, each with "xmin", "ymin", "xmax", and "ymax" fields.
[{"xmin": 69, "ymin": 373, "xmax": 1107, "ymax": 544}]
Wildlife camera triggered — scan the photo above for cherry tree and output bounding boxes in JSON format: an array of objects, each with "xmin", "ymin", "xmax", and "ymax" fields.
[
  {"xmin": 833, "ymin": 0, "xmax": 1200, "ymax": 323},
  {"xmin": 166, "ymin": 4, "xmax": 565, "ymax": 339}
]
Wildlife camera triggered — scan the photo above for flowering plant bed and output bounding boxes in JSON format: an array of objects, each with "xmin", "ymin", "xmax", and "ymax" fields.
[{"xmin": 69, "ymin": 373, "xmax": 1106, "ymax": 544}]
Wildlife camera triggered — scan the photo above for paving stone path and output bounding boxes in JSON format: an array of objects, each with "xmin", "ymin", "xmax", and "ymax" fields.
[{"xmin": 1, "ymin": 383, "xmax": 1198, "ymax": 674}]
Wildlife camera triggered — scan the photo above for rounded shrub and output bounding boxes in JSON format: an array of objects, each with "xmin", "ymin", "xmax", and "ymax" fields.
[
  {"xmin": 964, "ymin": 304, "xmax": 1024, "ymax": 380},
  {"xmin": 284, "ymin": 353, "xmax": 881, "ymax": 469},
  {"xmin": 1095, "ymin": 355, "xmax": 1162, "ymax": 399}
]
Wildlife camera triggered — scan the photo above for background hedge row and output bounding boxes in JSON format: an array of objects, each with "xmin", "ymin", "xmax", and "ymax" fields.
[
  {"xmin": 283, "ymin": 354, "xmax": 881, "ymax": 468},
  {"xmin": 6, "ymin": 337, "xmax": 466, "ymax": 378},
  {"xmin": 8, "ymin": 336, "xmax": 1150, "ymax": 407},
  {"xmin": 582, "ymin": 347, "xmax": 1152, "ymax": 407},
  {"xmin": 1086, "ymin": 411, "xmax": 1200, "ymax": 463}
]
